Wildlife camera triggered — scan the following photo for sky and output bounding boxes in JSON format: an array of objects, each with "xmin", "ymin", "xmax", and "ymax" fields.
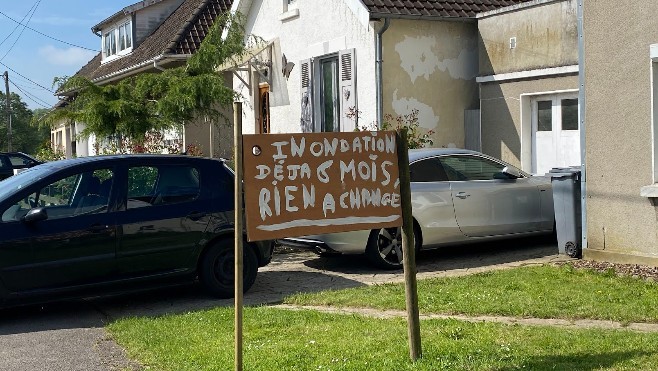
[{"xmin": 0, "ymin": 0, "xmax": 137, "ymax": 110}]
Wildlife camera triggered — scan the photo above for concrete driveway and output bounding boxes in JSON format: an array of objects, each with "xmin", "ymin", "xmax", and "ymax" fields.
[{"xmin": 0, "ymin": 237, "xmax": 562, "ymax": 371}]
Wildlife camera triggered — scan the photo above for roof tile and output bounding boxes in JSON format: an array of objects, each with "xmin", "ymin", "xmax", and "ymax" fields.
[
  {"xmin": 361, "ymin": 0, "xmax": 532, "ymax": 18},
  {"xmin": 75, "ymin": 0, "xmax": 230, "ymax": 83}
]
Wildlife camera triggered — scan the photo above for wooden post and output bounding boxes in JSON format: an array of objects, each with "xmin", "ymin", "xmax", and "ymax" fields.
[
  {"xmin": 234, "ymin": 102, "xmax": 244, "ymax": 371},
  {"xmin": 397, "ymin": 129, "xmax": 422, "ymax": 361},
  {"xmin": 3, "ymin": 71, "xmax": 11, "ymax": 152}
]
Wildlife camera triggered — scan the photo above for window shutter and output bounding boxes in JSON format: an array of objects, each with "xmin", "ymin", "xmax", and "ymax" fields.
[
  {"xmin": 300, "ymin": 58, "xmax": 314, "ymax": 133},
  {"xmin": 339, "ymin": 48, "xmax": 357, "ymax": 131}
]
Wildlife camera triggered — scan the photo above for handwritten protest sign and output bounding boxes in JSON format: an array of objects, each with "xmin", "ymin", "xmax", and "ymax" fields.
[{"xmin": 242, "ymin": 131, "xmax": 402, "ymax": 241}]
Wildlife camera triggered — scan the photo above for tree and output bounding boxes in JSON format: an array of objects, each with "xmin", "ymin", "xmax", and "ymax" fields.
[
  {"xmin": 37, "ymin": 13, "xmax": 257, "ymax": 148},
  {"xmin": 0, "ymin": 93, "xmax": 50, "ymax": 154}
]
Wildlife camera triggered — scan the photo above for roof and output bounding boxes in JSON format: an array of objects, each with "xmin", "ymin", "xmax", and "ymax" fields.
[
  {"xmin": 91, "ymin": 0, "xmax": 170, "ymax": 33},
  {"xmin": 74, "ymin": 0, "xmax": 231, "ymax": 84},
  {"xmin": 361, "ymin": 0, "xmax": 535, "ymax": 19}
]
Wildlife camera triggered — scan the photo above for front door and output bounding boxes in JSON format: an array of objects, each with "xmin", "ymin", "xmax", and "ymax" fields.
[
  {"xmin": 532, "ymin": 95, "xmax": 580, "ymax": 175},
  {"xmin": 258, "ymin": 84, "xmax": 270, "ymax": 134}
]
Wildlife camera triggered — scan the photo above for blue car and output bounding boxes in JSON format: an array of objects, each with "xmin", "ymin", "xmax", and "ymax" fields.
[{"xmin": 0, "ymin": 155, "xmax": 273, "ymax": 307}]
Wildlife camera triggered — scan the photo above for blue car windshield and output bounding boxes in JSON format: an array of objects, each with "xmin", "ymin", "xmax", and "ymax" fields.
[{"xmin": 0, "ymin": 165, "xmax": 50, "ymax": 202}]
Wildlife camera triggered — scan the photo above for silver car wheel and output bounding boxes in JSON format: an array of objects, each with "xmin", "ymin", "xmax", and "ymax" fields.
[
  {"xmin": 366, "ymin": 227, "xmax": 404, "ymax": 269},
  {"xmin": 378, "ymin": 227, "xmax": 402, "ymax": 264},
  {"xmin": 366, "ymin": 225, "xmax": 422, "ymax": 270}
]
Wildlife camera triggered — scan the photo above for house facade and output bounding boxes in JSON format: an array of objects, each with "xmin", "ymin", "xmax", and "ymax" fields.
[
  {"xmin": 477, "ymin": 0, "xmax": 579, "ymax": 175},
  {"xmin": 581, "ymin": 0, "xmax": 658, "ymax": 266},
  {"xmin": 475, "ymin": 0, "xmax": 658, "ymax": 266},
  {"xmin": 231, "ymin": 0, "xmax": 530, "ymax": 150},
  {"xmin": 53, "ymin": 0, "xmax": 234, "ymax": 159}
]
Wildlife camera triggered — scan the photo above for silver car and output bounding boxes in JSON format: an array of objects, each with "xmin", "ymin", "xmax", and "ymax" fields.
[{"xmin": 278, "ymin": 148, "xmax": 555, "ymax": 269}]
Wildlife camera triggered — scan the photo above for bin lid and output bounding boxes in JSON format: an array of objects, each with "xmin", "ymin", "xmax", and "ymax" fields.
[{"xmin": 549, "ymin": 166, "xmax": 581, "ymax": 178}]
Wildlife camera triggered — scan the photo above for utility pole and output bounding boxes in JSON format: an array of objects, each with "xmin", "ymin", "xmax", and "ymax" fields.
[{"xmin": 3, "ymin": 71, "xmax": 11, "ymax": 152}]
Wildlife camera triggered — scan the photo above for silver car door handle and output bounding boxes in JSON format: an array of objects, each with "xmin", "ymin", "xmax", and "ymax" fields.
[{"xmin": 456, "ymin": 192, "xmax": 470, "ymax": 199}]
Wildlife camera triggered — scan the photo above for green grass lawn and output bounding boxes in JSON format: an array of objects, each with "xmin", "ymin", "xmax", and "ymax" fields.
[
  {"xmin": 109, "ymin": 307, "xmax": 658, "ymax": 370},
  {"xmin": 286, "ymin": 264, "xmax": 658, "ymax": 323},
  {"xmin": 107, "ymin": 264, "xmax": 658, "ymax": 370}
]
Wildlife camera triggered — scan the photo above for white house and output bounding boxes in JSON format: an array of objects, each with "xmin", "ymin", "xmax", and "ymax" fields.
[
  {"xmin": 229, "ymin": 0, "xmax": 531, "ymax": 151},
  {"xmin": 53, "ymin": 0, "xmax": 234, "ymax": 159}
]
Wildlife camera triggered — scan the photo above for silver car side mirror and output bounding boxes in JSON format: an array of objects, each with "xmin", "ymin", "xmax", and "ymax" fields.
[{"xmin": 501, "ymin": 166, "xmax": 522, "ymax": 179}]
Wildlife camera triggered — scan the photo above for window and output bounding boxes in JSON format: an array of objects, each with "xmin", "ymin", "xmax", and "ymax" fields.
[
  {"xmin": 299, "ymin": 49, "xmax": 356, "ymax": 133},
  {"xmin": 409, "ymin": 158, "xmax": 448, "ymax": 182},
  {"xmin": 320, "ymin": 57, "xmax": 339, "ymax": 132},
  {"xmin": 103, "ymin": 31, "xmax": 116, "ymax": 58},
  {"xmin": 537, "ymin": 101, "xmax": 552, "ymax": 131},
  {"xmin": 127, "ymin": 165, "xmax": 200, "ymax": 209},
  {"xmin": 6, "ymin": 154, "xmax": 36, "ymax": 167},
  {"xmin": 0, "ymin": 156, "xmax": 11, "ymax": 170},
  {"xmin": 439, "ymin": 155, "xmax": 507, "ymax": 181},
  {"xmin": 102, "ymin": 20, "xmax": 132, "ymax": 60},
  {"xmin": 561, "ymin": 98, "xmax": 579, "ymax": 130},
  {"xmin": 1, "ymin": 169, "xmax": 114, "ymax": 222},
  {"xmin": 280, "ymin": 0, "xmax": 299, "ymax": 21}
]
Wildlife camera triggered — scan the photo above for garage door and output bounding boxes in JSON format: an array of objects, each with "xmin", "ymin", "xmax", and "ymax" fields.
[{"xmin": 532, "ymin": 95, "xmax": 580, "ymax": 175}]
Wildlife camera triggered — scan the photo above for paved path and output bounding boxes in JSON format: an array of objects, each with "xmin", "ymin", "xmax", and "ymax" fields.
[
  {"xmin": 276, "ymin": 305, "xmax": 658, "ymax": 333},
  {"xmin": 0, "ymin": 238, "xmax": 583, "ymax": 370}
]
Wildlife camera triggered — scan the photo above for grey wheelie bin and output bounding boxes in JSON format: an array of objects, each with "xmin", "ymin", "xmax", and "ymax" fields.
[{"xmin": 549, "ymin": 167, "xmax": 582, "ymax": 258}]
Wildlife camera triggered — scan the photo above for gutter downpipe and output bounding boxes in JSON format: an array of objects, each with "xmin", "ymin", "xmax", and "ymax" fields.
[
  {"xmin": 375, "ymin": 18, "xmax": 390, "ymax": 129},
  {"xmin": 153, "ymin": 55, "xmax": 166, "ymax": 71},
  {"xmin": 577, "ymin": 0, "xmax": 587, "ymax": 252}
]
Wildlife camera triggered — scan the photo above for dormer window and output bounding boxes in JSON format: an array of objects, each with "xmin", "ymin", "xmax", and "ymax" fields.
[
  {"xmin": 118, "ymin": 22, "xmax": 132, "ymax": 51},
  {"xmin": 102, "ymin": 19, "xmax": 133, "ymax": 62},
  {"xmin": 103, "ymin": 31, "xmax": 116, "ymax": 57}
]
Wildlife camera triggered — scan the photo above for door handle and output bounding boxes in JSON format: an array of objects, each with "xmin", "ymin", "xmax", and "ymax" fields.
[
  {"xmin": 88, "ymin": 224, "xmax": 109, "ymax": 233},
  {"xmin": 139, "ymin": 225, "xmax": 155, "ymax": 231},
  {"xmin": 187, "ymin": 211, "xmax": 207, "ymax": 221},
  {"xmin": 456, "ymin": 192, "xmax": 470, "ymax": 199}
]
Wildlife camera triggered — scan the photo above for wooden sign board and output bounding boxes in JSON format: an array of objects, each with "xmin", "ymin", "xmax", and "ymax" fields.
[{"xmin": 243, "ymin": 131, "xmax": 402, "ymax": 241}]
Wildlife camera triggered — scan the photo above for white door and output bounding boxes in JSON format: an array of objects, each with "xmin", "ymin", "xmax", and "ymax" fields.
[{"xmin": 532, "ymin": 95, "xmax": 580, "ymax": 175}]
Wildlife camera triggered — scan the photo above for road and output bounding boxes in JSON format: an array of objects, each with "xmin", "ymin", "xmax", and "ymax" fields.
[{"xmin": 0, "ymin": 237, "xmax": 562, "ymax": 370}]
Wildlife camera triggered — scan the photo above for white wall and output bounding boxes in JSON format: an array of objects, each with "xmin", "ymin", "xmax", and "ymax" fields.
[{"xmin": 235, "ymin": 0, "xmax": 376, "ymax": 134}]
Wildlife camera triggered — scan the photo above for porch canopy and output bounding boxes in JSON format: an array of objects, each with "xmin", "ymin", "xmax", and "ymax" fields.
[{"xmin": 216, "ymin": 39, "xmax": 276, "ymax": 90}]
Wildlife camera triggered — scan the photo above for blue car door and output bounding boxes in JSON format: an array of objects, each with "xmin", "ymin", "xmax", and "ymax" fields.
[
  {"xmin": 116, "ymin": 160, "xmax": 212, "ymax": 277},
  {"xmin": 0, "ymin": 165, "xmax": 118, "ymax": 292}
]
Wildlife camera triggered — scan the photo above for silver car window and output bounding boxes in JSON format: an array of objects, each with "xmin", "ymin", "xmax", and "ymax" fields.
[
  {"xmin": 409, "ymin": 158, "xmax": 448, "ymax": 182},
  {"xmin": 440, "ymin": 155, "xmax": 505, "ymax": 181}
]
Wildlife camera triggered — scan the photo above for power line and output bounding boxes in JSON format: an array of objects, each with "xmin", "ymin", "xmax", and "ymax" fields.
[
  {"xmin": 1, "ymin": 0, "xmax": 42, "ymax": 62},
  {"xmin": 0, "ymin": 2, "xmax": 39, "ymax": 49},
  {"xmin": 0, "ymin": 60, "xmax": 54, "ymax": 93},
  {"xmin": 8, "ymin": 77, "xmax": 52, "ymax": 108},
  {"xmin": 0, "ymin": 9, "xmax": 99, "ymax": 52},
  {"xmin": 9, "ymin": 77, "xmax": 52, "ymax": 107},
  {"xmin": 12, "ymin": 81, "xmax": 44, "ymax": 91}
]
